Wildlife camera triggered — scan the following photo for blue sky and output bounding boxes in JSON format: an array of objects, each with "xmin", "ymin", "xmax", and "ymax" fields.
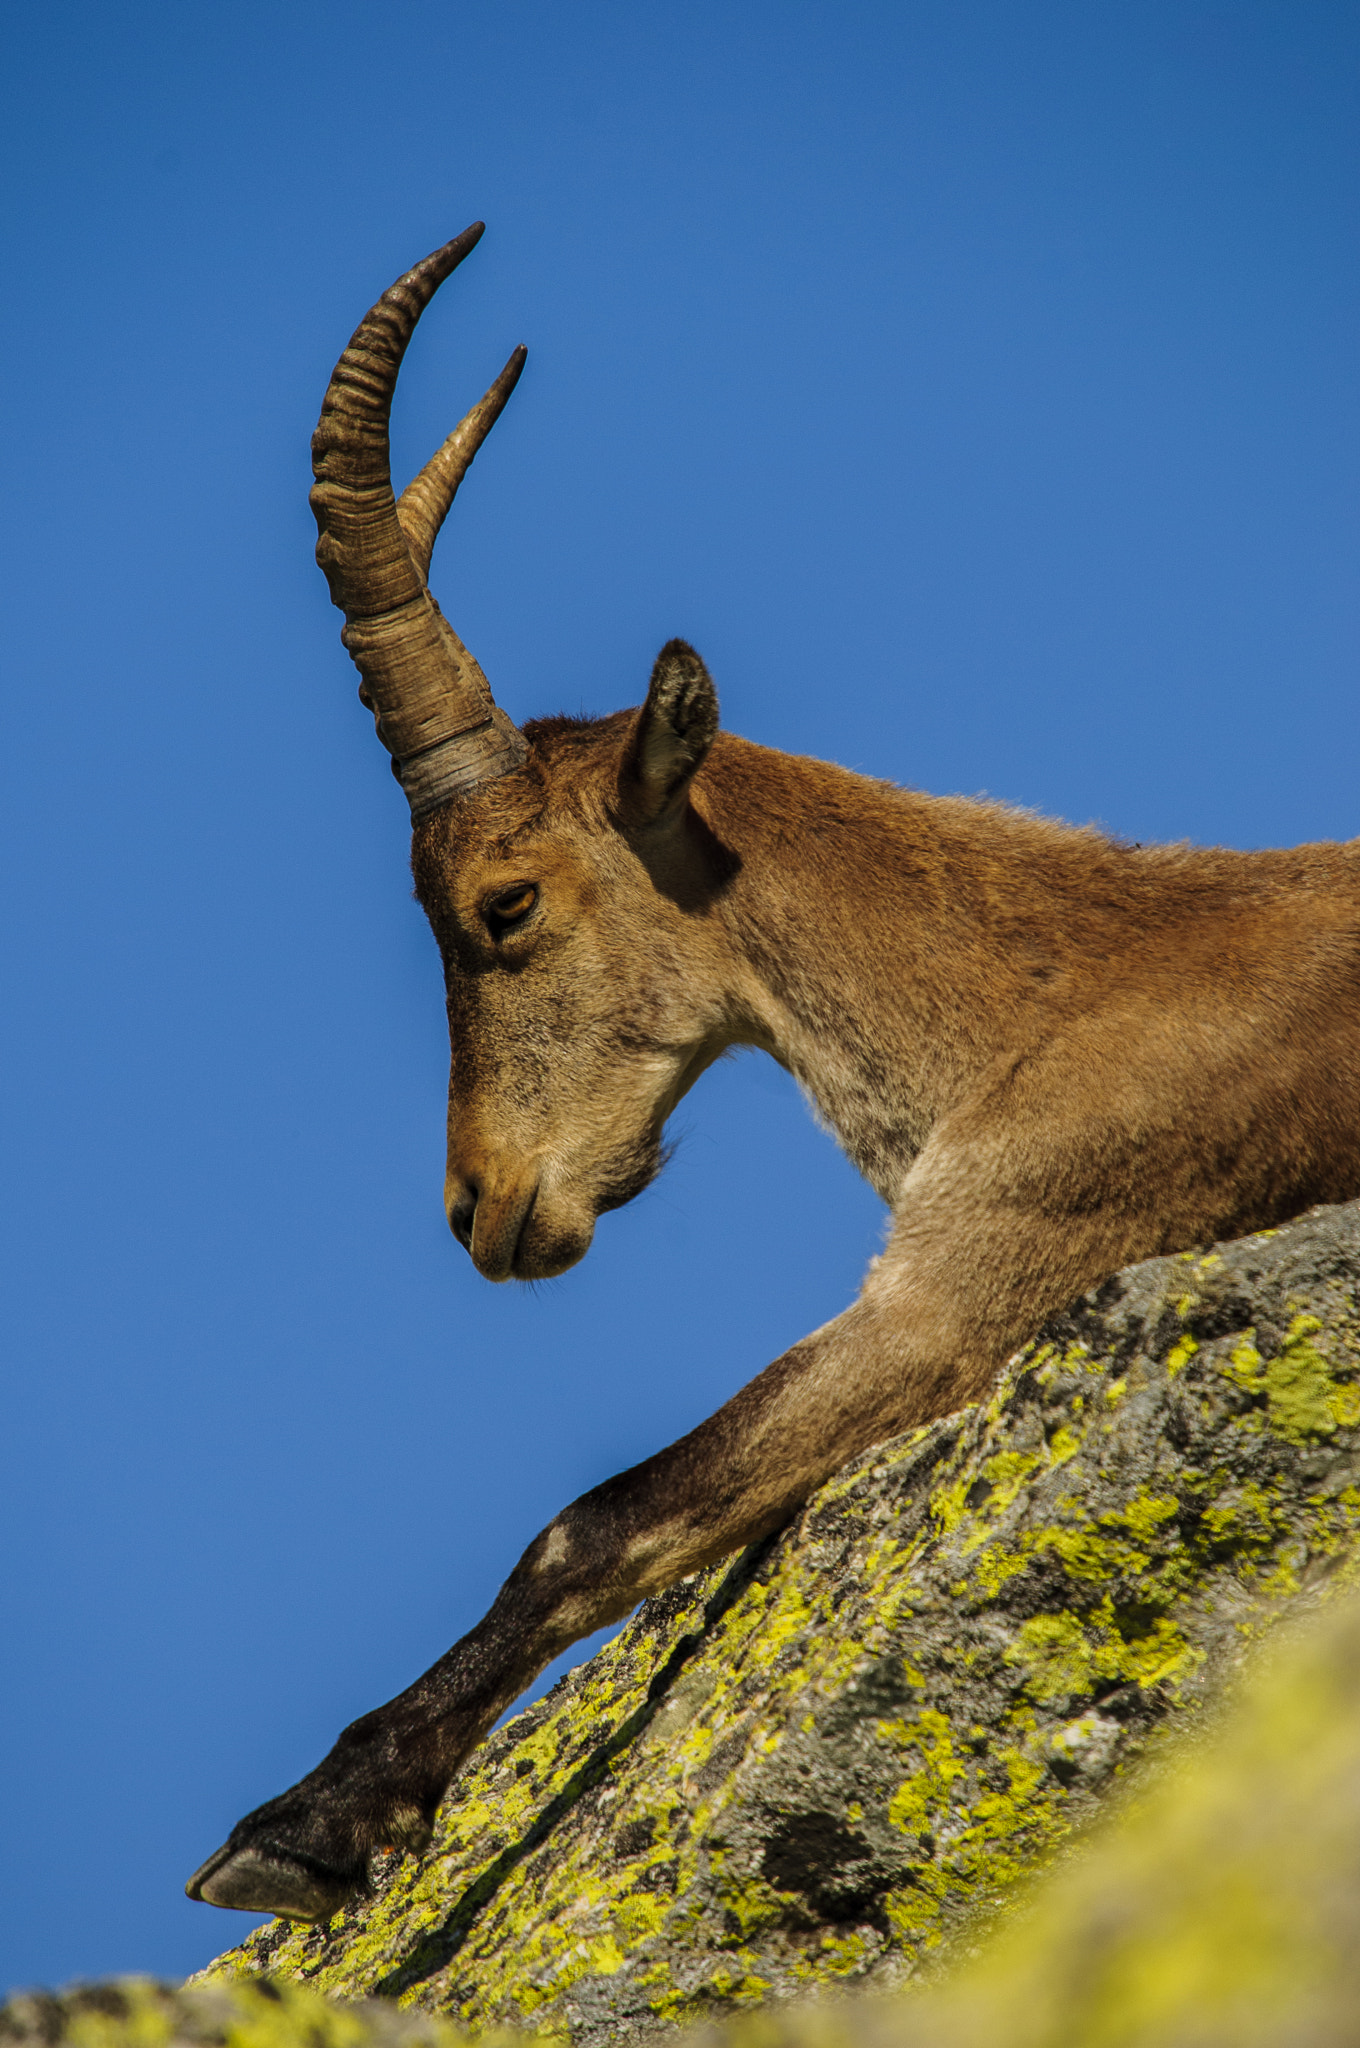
[{"xmin": 2, "ymin": 0, "xmax": 1356, "ymax": 1996}]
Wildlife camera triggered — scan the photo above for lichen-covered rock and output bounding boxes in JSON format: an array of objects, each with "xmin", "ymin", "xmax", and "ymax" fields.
[
  {"xmin": 17, "ymin": 1589, "xmax": 1360, "ymax": 2048},
  {"xmin": 204, "ymin": 1202, "xmax": 1360, "ymax": 2044},
  {"xmin": 0, "ymin": 1977, "xmax": 463, "ymax": 2048},
  {"xmin": 725, "ymin": 1582, "xmax": 1360, "ymax": 2048}
]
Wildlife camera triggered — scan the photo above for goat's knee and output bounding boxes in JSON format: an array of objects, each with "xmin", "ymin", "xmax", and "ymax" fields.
[{"xmin": 515, "ymin": 1509, "xmax": 640, "ymax": 1641}]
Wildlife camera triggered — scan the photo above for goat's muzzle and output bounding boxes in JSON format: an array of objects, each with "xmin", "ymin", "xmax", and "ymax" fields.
[{"xmin": 446, "ymin": 1168, "xmax": 596, "ymax": 1282}]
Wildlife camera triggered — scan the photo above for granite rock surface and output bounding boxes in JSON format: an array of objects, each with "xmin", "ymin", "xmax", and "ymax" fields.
[
  {"xmin": 16, "ymin": 1584, "xmax": 1360, "ymax": 2048},
  {"xmin": 0, "ymin": 1978, "xmax": 462, "ymax": 2048},
  {"xmin": 200, "ymin": 1201, "xmax": 1360, "ymax": 2043}
]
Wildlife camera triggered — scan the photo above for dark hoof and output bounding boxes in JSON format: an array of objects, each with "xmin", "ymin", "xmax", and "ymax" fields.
[{"xmin": 185, "ymin": 1840, "xmax": 356, "ymax": 1920}]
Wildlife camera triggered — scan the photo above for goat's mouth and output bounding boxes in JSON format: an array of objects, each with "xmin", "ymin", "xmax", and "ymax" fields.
[
  {"xmin": 469, "ymin": 1179, "xmax": 541, "ymax": 1282},
  {"xmin": 460, "ymin": 1122, "xmax": 668, "ymax": 1283},
  {"xmin": 512, "ymin": 1137, "xmax": 666, "ymax": 1280},
  {"xmin": 464, "ymin": 1177, "xmax": 594, "ymax": 1282},
  {"xmin": 509, "ymin": 1198, "xmax": 595, "ymax": 1281}
]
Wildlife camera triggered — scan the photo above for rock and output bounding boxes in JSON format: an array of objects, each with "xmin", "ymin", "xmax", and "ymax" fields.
[
  {"xmin": 731, "ymin": 1582, "xmax": 1360, "ymax": 2048},
  {"xmin": 0, "ymin": 1976, "xmax": 459, "ymax": 2048},
  {"xmin": 17, "ymin": 1586, "xmax": 1360, "ymax": 2048},
  {"xmin": 199, "ymin": 1202, "xmax": 1360, "ymax": 2042}
]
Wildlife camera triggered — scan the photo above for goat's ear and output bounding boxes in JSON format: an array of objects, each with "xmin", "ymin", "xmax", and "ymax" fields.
[{"xmin": 621, "ymin": 640, "xmax": 719, "ymax": 825}]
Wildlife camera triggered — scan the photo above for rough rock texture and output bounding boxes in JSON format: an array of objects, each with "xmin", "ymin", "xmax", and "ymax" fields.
[
  {"xmin": 16, "ymin": 1589, "xmax": 1360, "ymax": 2048},
  {"xmin": 0, "ymin": 1978, "xmax": 462, "ymax": 2048},
  {"xmin": 203, "ymin": 1201, "xmax": 1360, "ymax": 2043},
  {"xmin": 727, "ymin": 1583, "xmax": 1360, "ymax": 2048}
]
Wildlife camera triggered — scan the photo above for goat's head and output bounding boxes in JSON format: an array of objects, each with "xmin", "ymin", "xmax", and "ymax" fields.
[{"xmin": 313, "ymin": 229, "xmax": 743, "ymax": 1279}]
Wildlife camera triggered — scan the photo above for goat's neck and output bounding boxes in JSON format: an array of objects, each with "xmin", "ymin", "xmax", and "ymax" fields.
[{"xmin": 705, "ymin": 737, "xmax": 1062, "ymax": 1201}]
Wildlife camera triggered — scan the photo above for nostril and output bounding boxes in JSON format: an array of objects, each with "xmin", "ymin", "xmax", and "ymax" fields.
[{"xmin": 447, "ymin": 1181, "xmax": 478, "ymax": 1251}]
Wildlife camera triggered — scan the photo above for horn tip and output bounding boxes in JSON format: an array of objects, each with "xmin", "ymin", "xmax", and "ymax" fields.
[{"xmin": 417, "ymin": 222, "xmax": 488, "ymax": 292}]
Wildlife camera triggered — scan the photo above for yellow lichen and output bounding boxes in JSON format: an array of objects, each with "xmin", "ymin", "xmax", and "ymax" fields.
[{"xmin": 199, "ymin": 1220, "xmax": 1360, "ymax": 2038}]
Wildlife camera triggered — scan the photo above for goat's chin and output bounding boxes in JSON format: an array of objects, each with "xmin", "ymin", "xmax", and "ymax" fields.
[
  {"xmin": 512, "ymin": 1212, "xmax": 595, "ymax": 1281},
  {"xmin": 595, "ymin": 1138, "xmax": 665, "ymax": 1216},
  {"xmin": 509, "ymin": 1136, "xmax": 663, "ymax": 1280}
]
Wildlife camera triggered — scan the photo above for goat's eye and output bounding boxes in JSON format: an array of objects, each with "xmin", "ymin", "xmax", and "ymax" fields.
[{"xmin": 485, "ymin": 883, "xmax": 538, "ymax": 934}]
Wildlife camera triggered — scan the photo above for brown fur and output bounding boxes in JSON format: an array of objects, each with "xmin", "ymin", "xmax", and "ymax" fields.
[{"xmin": 187, "ymin": 646, "xmax": 1360, "ymax": 1921}]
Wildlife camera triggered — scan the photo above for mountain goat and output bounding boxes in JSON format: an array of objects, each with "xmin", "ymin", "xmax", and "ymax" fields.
[{"xmin": 188, "ymin": 226, "xmax": 1360, "ymax": 1919}]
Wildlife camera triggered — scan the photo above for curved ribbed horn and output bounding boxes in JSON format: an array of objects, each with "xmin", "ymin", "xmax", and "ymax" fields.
[
  {"xmin": 310, "ymin": 225, "xmax": 528, "ymax": 818},
  {"xmin": 398, "ymin": 345, "xmax": 526, "ymax": 583}
]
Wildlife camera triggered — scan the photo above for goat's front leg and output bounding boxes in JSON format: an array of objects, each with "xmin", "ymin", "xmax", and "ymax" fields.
[{"xmin": 186, "ymin": 1186, "xmax": 1101, "ymax": 1922}]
